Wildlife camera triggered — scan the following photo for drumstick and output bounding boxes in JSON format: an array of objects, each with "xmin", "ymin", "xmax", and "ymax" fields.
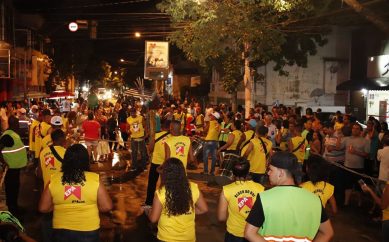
[{"xmin": 0, "ymin": 166, "xmax": 8, "ymax": 190}]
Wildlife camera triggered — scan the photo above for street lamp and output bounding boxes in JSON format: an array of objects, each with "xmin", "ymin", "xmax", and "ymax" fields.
[
  {"xmin": 134, "ymin": 32, "xmax": 141, "ymax": 38},
  {"xmin": 120, "ymin": 58, "xmax": 125, "ymax": 62}
]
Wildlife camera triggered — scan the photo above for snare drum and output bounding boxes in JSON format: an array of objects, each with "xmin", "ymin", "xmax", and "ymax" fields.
[
  {"xmin": 219, "ymin": 153, "xmax": 241, "ymax": 180},
  {"xmin": 192, "ymin": 136, "xmax": 205, "ymax": 159}
]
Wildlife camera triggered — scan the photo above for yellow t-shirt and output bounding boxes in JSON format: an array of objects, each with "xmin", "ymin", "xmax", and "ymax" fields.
[
  {"xmin": 40, "ymin": 145, "xmax": 65, "ymax": 188},
  {"xmin": 241, "ymin": 130, "xmax": 254, "ymax": 149},
  {"xmin": 152, "ymin": 131, "xmax": 170, "ymax": 165},
  {"xmin": 156, "ymin": 182, "xmax": 199, "ymax": 242},
  {"xmin": 40, "ymin": 122, "xmax": 51, "ymax": 137},
  {"xmin": 223, "ymin": 180, "xmax": 264, "ymax": 237},
  {"xmin": 383, "ymin": 182, "xmax": 389, "ymax": 221},
  {"xmin": 41, "ymin": 134, "xmax": 53, "ymax": 150},
  {"xmin": 334, "ymin": 122, "xmax": 344, "ymax": 132},
  {"xmin": 241, "ymin": 137, "xmax": 272, "ymax": 174},
  {"xmin": 34, "ymin": 122, "xmax": 50, "ymax": 158},
  {"xmin": 49, "ymin": 172, "xmax": 100, "ymax": 231},
  {"xmin": 61, "ymin": 116, "xmax": 69, "ymax": 133},
  {"xmin": 228, "ymin": 130, "xmax": 243, "ymax": 151},
  {"xmin": 165, "ymin": 135, "xmax": 191, "ymax": 168},
  {"xmin": 204, "ymin": 120, "xmax": 220, "ymax": 141},
  {"xmin": 127, "ymin": 115, "xmax": 145, "ymax": 139},
  {"xmin": 279, "ymin": 128, "xmax": 289, "ymax": 151},
  {"xmin": 300, "ymin": 181, "xmax": 334, "ymax": 207},
  {"xmin": 291, "ymin": 136, "xmax": 308, "ymax": 163},
  {"xmin": 29, "ymin": 119, "xmax": 40, "ymax": 152}
]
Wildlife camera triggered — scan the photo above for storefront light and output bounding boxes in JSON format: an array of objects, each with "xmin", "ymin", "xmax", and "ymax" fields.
[{"xmin": 361, "ymin": 88, "xmax": 368, "ymax": 96}]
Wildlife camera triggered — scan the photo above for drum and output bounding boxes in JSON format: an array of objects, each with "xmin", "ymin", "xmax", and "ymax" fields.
[
  {"xmin": 191, "ymin": 136, "xmax": 205, "ymax": 160},
  {"xmin": 219, "ymin": 153, "xmax": 241, "ymax": 180}
]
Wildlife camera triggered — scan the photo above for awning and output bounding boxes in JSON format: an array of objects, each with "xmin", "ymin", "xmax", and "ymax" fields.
[
  {"xmin": 10, "ymin": 91, "xmax": 49, "ymax": 100},
  {"xmin": 336, "ymin": 79, "xmax": 389, "ymax": 91},
  {"xmin": 48, "ymin": 91, "xmax": 75, "ymax": 99}
]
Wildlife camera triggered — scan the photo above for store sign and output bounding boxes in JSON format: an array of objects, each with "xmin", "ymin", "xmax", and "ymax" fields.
[{"xmin": 367, "ymin": 55, "xmax": 389, "ymax": 78}]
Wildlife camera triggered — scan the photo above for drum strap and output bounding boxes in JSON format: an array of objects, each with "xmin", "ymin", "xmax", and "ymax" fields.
[
  {"xmin": 291, "ymin": 139, "xmax": 306, "ymax": 153},
  {"xmin": 49, "ymin": 145, "xmax": 63, "ymax": 163},
  {"xmin": 240, "ymin": 132, "xmax": 255, "ymax": 151},
  {"xmin": 155, "ymin": 132, "xmax": 170, "ymax": 143},
  {"xmin": 258, "ymin": 137, "xmax": 269, "ymax": 158}
]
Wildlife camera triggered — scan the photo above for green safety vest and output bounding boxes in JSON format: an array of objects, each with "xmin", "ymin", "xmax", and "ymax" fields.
[
  {"xmin": 1, "ymin": 130, "xmax": 28, "ymax": 169},
  {"xmin": 259, "ymin": 186, "xmax": 321, "ymax": 241},
  {"xmin": 219, "ymin": 122, "xmax": 231, "ymax": 142}
]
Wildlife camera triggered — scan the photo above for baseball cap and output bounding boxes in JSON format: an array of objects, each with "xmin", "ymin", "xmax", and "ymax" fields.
[
  {"xmin": 50, "ymin": 116, "xmax": 63, "ymax": 126},
  {"xmin": 269, "ymin": 151, "xmax": 303, "ymax": 177},
  {"xmin": 19, "ymin": 108, "xmax": 26, "ymax": 114},
  {"xmin": 31, "ymin": 105, "xmax": 38, "ymax": 110},
  {"xmin": 247, "ymin": 119, "xmax": 257, "ymax": 128},
  {"xmin": 211, "ymin": 111, "xmax": 220, "ymax": 120}
]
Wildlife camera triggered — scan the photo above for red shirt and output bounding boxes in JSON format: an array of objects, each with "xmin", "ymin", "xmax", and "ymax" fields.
[{"xmin": 82, "ymin": 120, "xmax": 101, "ymax": 141}]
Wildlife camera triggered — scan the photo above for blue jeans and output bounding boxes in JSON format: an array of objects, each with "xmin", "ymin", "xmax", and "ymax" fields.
[
  {"xmin": 203, "ymin": 141, "xmax": 218, "ymax": 174},
  {"xmin": 53, "ymin": 229, "xmax": 99, "ymax": 242},
  {"xmin": 130, "ymin": 139, "xmax": 148, "ymax": 169}
]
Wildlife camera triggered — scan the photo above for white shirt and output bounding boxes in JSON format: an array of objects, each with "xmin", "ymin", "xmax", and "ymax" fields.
[{"xmin": 377, "ymin": 146, "xmax": 389, "ymax": 181}]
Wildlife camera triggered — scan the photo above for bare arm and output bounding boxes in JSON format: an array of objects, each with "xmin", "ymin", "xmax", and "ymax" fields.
[
  {"xmin": 313, "ymin": 220, "xmax": 334, "ymax": 242},
  {"xmin": 195, "ymin": 191, "xmax": 208, "ymax": 215},
  {"xmin": 243, "ymin": 143, "xmax": 254, "ymax": 159},
  {"xmin": 188, "ymin": 144, "xmax": 195, "ymax": 165},
  {"xmin": 288, "ymin": 139, "xmax": 293, "ymax": 153},
  {"xmin": 328, "ymin": 195, "xmax": 338, "ymax": 215},
  {"xmin": 217, "ymin": 191, "xmax": 228, "ymax": 222},
  {"xmin": 39, "ymin": 184, "xmax": 54, "ymax": 213},
  {"xmin": 148, "ymin": 194, "xmax": 162, "ymax": 223},
  {"xmin": 97, "ymin": 182, "xmax": 113, "ymax": 212},
  {"xmin": 219, "ymin": 133, "xmax": 234, "ymax": 152},
  {"xmin": 164, "ymin": 143, "xmax": 171, "ymax": 161},
  {"xmin": 236, "ymin": 133, "xmax": 246, "ymax": 151},
  {"xmin": 244, "ymin": 223, "xmax": 267, "ymax": 242}
]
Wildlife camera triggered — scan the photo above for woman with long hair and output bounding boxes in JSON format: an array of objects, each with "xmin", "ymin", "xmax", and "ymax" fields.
[
  {"xmin": 146, "ymin": 158, "xmax": 208, "ymax": 242},
  {"xmin": 39, "ymin": 144, "xmax": 112, "ymax": 242}
]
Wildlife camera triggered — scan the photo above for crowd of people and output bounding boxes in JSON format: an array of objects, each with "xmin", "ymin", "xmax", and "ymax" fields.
[{"xmin": 0, "ymin": 92, "xmax": 388, "ymax": 242}]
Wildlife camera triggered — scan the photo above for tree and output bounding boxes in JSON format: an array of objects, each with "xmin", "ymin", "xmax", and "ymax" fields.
[{"xmin": 158, "ymin": 0, "xmax": 329, "ymax": 115}]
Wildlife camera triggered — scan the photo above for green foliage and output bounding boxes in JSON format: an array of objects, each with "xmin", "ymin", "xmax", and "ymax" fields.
[{"xmin": 158, "ymin": 0, "xmax": 331, "ymax": 89}]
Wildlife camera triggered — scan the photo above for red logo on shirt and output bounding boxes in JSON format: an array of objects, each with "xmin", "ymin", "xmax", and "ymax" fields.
[
  {"xmin": 238, "ymin": 197, "xmax": 253, "ymax": 211},
  {"xmin": 45, "ymin": 156, "xmax": 55, "ymax": 167},
  {"xmin": 176, "ymin": 146, "xmax": 184, "ymax": 156},
  {"xmin": 64, "ymin": 186, "xmax": 81, "ymax": 200}
]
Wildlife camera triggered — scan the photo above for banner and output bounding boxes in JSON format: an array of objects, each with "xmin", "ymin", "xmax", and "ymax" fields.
[{"xmin": 144, "ymin": 41, "xmax": 169, "ymax": 80}]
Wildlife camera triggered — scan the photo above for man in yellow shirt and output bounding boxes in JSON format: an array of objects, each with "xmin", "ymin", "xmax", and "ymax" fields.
[
  {"xmin": 34, "ymin": 109, "xmax": 52, "ymax": 163},
  {"xmin": 164, "ymin": 120, "xmax": 193, "ymax": 169},
  {"xmin": 202, "ymin": 112, "xmax": 221, "ymax": 175},
  {"xmin": 41, "ymin": 116, "xmax": 63, "ymax": 151},
  {"xmin": 39, "ymin": 129, "xmax": 66, "ymax": 188},
  {"xmin": 127, "ymin": 108, "xmax": 148, "ymax": 171}
]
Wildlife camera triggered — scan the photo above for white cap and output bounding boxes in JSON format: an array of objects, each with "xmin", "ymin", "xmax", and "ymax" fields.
[
  {"xmin": 50, "ymin": 116, "xmax": 63, "ymax": 126},
  {"xmin": 212, "ymin": 111, "xmax": 220, "ymax": 120},
  {"xmin": 19, "ymin": 108, "xmax": 26, "ymax": 114},
  {"xmin": 31, "ymin": 105, "xmax": 39, "ymax": 110}
]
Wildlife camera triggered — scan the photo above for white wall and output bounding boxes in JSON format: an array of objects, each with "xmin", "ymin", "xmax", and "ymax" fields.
[{"xmin": 209, "ymin": 26, "xmax": 352, "ymax": 107}]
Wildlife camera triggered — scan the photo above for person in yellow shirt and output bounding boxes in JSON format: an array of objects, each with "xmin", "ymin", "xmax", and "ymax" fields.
[
  {"xmin": 173, "ymin": 107, "xmax": 186, "ymax": 134},
  {"xmin": 144, "ymin": 120, "xmax": 170, "ymax": 207},
  {"xmin": 195, "ymin": 107, "xmax": 204, "ymax": 135},
  {"xmin": 39, "ymin": 129, "xmax": 66, "ymax": 188},
  {"xmin": 127, "ymin": 108, "xmax": 148, "ymax": 171},
  {"xmin": 34, "ymin": 109, "xmax": 52, "ymax": 163},
  {"xmin": 288, "ymin": 123, "xmax": 307, "ymax": 184},
  {"xmin": 41, "ymin": 116, "xmax": 63, "ymax": 151},
  {"xmin": 218, "ymin": 120, "xmax": 244, "ymax": 155},
  {"xmin": 146, "ymin": 158, "xmax": 208, "ymax": 242},
  {"xmin": 164, "ymin": 120, "xmax": 193, "ymax": 169},
  {"xmin": 238, "ymin": 119, "xmax": 256, "ymax": 152},
  {"xmin": 39, "ymin": 144, "xmax": 112, "ymax": 241},
  {"xmin": 39, "ymin": 129, "xmax": 66, "ymax": 242},
  {"xmin": 242, "ymin": 126, "xmax": 273, "ymax": 184},
  {"xmin": 202, "ymin": 112, "xmax": 221, "ymax": 175},
  {"xmin": 29, "ymin": 114, "xmax": 41, "ymax": 164},
  {"xmin": 218, "ymin": 158, "xmax": 264, "ymax": 241},
  {"xmin": 300, "ymin": 155, "xmax": 337, "ymax": 215}
]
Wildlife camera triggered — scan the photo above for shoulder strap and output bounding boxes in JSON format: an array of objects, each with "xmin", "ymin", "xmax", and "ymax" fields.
[
  {"xmin": 292, "ymin": 138, "xmax": 306, "ymax": 153},
  {"xmin": 155, "ymin": 132, "xmax": 170, "ymax": 143},
  {"xmin": 241, "ymin": 131, "xmax": 255, "ymax": 151},
  {"xmin": 49, "ymin": 145, "xmax": 63, "ymax": 163},
  {"xmin": 258, "ymin": 137, "xmax": 268, "ymax": 157}
]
